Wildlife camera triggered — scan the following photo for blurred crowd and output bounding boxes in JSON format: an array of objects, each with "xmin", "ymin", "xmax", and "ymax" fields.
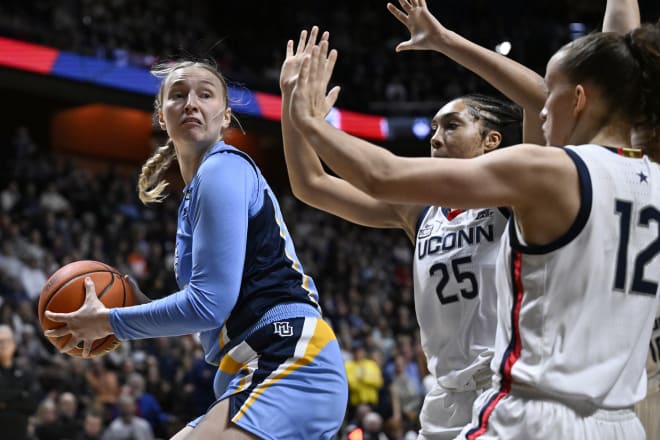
[
  {"xmin": 0, "ymin": 125, "xmax": 430, "ymax": 439},
  {"xmin": 0, "ymin": 0, "xmax": 631, "ymax": 116},
  {"xmin": 3, "ymin": 2, "xmax": 658, "ymax": 439}
]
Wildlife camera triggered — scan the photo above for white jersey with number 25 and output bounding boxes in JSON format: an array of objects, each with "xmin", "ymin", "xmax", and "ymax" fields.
[{"xmin": 414, "ymin": 205, "xmax": 508, "ymax": 390}]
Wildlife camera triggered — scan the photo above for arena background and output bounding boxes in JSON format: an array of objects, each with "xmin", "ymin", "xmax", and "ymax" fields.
[{"xmin": 0, "ymin": 1, "xmax": 658, "ymax": 439}]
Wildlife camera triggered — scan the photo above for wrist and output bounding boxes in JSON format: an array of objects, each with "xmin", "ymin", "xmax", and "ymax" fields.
[
  {"xmin": 280, "ymin": 86, "xmax": 294, "ymax": 97},
  {"xmin": 101, "ymin": 308, "xmax": 114, "ymax": 335},
  {"xmin": 297, "ymin": 115, "xmax": 325, "ymax": 135},
  {"xmin": 432, "ymin": 28, "xmax": 456, "ymax": 51}
]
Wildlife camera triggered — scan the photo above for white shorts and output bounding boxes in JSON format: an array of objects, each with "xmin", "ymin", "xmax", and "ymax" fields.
[
  {"xmin": 455, "ymin": 386, "xmax": 645, "ymax": 440},
  {"xmin": 417, "ymin": 383, "xmax": 482, "ymax": 440}
]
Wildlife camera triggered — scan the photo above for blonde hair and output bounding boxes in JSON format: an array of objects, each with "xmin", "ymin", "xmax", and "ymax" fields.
[
  {"xmin": 138, "ymin": 139, "xmax": 176, "ymax": 204},
  {"xmin": 137, "ymin": 60, "xmax": 229, "ymax": 204}
]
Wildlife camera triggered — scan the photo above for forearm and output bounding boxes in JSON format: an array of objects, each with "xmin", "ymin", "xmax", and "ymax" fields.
[
  {"xmin": 433, "ymin": 30, "xmax": 545, "ymax": 116},
  {"xmin": 300, "ymin": 119, "xmax": 394, "ymax": 198},
  {"xmin": 281, "ymin": 94, "xmax": 327, "ymax": 201},
  {"xmin": 603, "ymin": 0, "xmax": 640, "ymax": 33},
  {"xmin": 109, "ymin": 287, "xmax": 228, "ymax": 339}
]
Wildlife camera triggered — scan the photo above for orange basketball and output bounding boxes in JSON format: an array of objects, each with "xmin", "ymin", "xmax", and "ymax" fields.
[{"xmin": 38, "ymin": 260, "xmax": 135, "ymax": 358}]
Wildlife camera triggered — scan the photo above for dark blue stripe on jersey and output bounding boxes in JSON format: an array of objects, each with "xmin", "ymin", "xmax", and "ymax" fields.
[
  {"xmin": 509, "ymin": 148, "xmax": 592, "ymax": 255},
  {"xmin": 230, "ymin": 318, "xmax": 306, "ymax": 410},
  {"xmin": 415, "ymin": 206, "xmax": 431, "ymax": 236},
  {"xmin": 498, "ymin": 207, "xmax": 511, "ymax": 219},
  {"xmin": 224, "ymin": 192, "xmax": 318, "ymax": 342}
]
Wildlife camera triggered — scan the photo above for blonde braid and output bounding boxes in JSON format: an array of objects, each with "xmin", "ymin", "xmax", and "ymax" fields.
[{"xmin": 137, "ymin": 139, "xmax": 176, "ymax": 204}]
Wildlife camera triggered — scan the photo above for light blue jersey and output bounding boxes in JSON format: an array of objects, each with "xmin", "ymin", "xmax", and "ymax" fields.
[{"xmin": 109, "ymin": 141, "xmax": 347, "ymax": 438}]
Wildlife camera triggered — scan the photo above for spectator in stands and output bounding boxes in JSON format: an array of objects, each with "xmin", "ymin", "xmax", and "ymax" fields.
[
  {"xmin": 345, "ymin": 341, "xmax": 384, "ymax": 410},
  {"xmin": 85, "ymin": 358, "xmax": 120, "ymax": 422},
  {"xmin": 125, "ymin": 372, "xmax": 170, "ymax": 438},
  {"xmin": 390, "ymin": 354, "xmax": 423, "ymax": 434},
  {"xmin": 75, "ymin": 410, "xmax": 105, "ymax": 440},
  {"xmin": 56, "ymin": 392, "xmax": 82, "ymax": 440},
  {"xmin": 103, "ymin": 394, "xmax": 154, "ymax": 440},
  {"xmin": 32, "ymin": 397, "xmax": 59, "ymax": 440},
  {"xmin": 0, "ymin": 324, "xmax": 40, "ymax": 440}
]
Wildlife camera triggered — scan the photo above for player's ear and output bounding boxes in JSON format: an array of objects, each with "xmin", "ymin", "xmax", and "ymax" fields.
[
  {"xmin": 222, "ymin": 107, "xmax": 232, "ymax": 130},
  {"xmin": 158, "ymin": 110, "xmax": 166, "ymax": 131},
  {"xmin": 573, "ymin": 84, "xmax": 587, "ymax": 116},
  {"xmin": 484, "ymin": 131, "xmax": 502, "ymax": 152}
]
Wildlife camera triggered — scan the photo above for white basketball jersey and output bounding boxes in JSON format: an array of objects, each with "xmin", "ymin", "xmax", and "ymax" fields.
[
  {"xmin": 413, "ymin": 205, "xmax": 508, "ymax": 390},
  {"xmin": 493, "ymin": 144, "xmax": 660, "ymax": 408}
]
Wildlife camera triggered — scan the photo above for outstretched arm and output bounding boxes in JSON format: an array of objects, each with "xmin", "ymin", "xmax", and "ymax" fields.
[
  {"xmin": 388, "ymin": 0, "xmax": 545, "ymax": 144},
  {"xmin": 281, "ymin": 28, "xmax": 422, "ymax": 240},
  {"xmin": 603, "ymin": 0, "xmax": 640, "ymax": 33},
  {"xmin": 290, "ymin": 39, "xmax": 580, "ymax": 246}
]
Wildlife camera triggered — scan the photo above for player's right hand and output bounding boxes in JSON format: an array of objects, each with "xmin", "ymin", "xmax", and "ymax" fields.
[
  {"xmin": 387, "ymin": 0, "xmax": 448, "ymax": 52},
  {"xmin": 45, "ymin": 277, "xmax": 113, "ymax": 357},
  {"xmin": 280, "ymin": 27, "xmax": 327, "ymax": 94}
]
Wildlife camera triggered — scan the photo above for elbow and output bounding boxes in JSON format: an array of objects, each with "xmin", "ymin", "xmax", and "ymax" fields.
[
  {"xmin": 186, "ymin": 286, "xmax": 229, "ymax": 328},
  {"xmin": 289, "ymin": 181, "xmax": 314, "ymax": 204},
  {"xmin": 289, "ymin": 174, "xmax": 325, "ymax": 204}
]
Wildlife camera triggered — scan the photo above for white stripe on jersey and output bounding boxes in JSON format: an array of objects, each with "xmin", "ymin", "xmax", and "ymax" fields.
[{"xmin": 413, "ymin": 206, "xmax": 508, "ymax": 390}]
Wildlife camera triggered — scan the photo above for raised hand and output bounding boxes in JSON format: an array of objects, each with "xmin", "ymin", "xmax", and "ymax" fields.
[
  {"xmin": 289, "ymin": 35, "xmax": 340, "ymax": 128},
  {"xmin": 280, "ymin": 27, "xmax": 328, "ymax": 94},
  {"xmin": 45, "ymin": 277, "xmax": 113, "ymax": 357},
  {"xmin": 387, "ymin": 0, "xmax": 447, "ymax": 52}
]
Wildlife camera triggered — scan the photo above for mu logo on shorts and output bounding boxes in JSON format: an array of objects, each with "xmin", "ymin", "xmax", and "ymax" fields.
[{"xmin": 273, "ymin": 321, "xmax": 294, "ymax": 337}]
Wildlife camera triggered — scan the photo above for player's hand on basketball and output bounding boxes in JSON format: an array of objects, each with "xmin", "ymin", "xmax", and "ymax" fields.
[
  {"xmin": 387, "ymin": 0, "xmax": 448, "ymax": 52},
  {"xmin": 280, "ymin": 27, "xmax": 328, "ymax": 94},
  {"xmin": 44, "ymin": 277, "xmax": 113, "ymax": 357},
  {"xmin": 290, "ymin": 36, "xmax": 340, "ymax": 127}
]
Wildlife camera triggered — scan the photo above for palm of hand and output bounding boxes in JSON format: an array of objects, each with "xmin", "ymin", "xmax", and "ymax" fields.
[
  {"xmin": 405, "ymin": 8, "xmax": 443, "ymax": 50},
  {"xmin": 280, "ymin": 55, "xmax": 303, "ymax": 93}
]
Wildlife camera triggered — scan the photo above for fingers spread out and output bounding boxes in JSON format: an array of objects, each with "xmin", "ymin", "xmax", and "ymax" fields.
[
  {"xmin": 326, "ymin": 85, "xmax": 341, "ymax": 111},
  {"xmin": 45, "ymin": 325, "xmax": 70, "ymax": 337},
  {"xmin": 286, "ymin": 39, "xmax": 294, "ymax": 58},
  {"xmin": 309, "ymin": 46, "xmax": 321, "ymax": 85},
  {"xmin": 289, "ymin": 26, "xmax": 340, "ymax": 123},
  {"xmin": 84, "ymin": 277, "xmax": 96, "ymax": 297},
  {"xmin": 306, "ymin": 26, "xmax": 319, "ymax": 52},
  {"xmin": 60, "ymin": 336, "xmax": 81, "ymax": 354},
  {"xmin": 323, "ymin": 49, "xmax": 338, "ymax": 85},
  {"xmin": 299, "ymin": 53, "xmax": 311, "ymax": 86},
  {"xmin": 82, "ymin": 339, "xmax": 94, "ymax": 358},
  {"xmin": 387, "ymin": 2, "xmax": 408, "ymax": 24},
  {"xmin": 398, "ymin": 0, "xmax": 413, "ymax": 12},
  {"xmin": 296, "ymin": 29, "xmax": 308, "ymax": 55}
]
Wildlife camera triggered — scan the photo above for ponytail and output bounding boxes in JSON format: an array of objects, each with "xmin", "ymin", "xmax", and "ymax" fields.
[
  {"xmin": 137, "ymin": 139, "xmax": 176, "ymax": 204},
  {"xmin": 625, "ymin": 22, "xmax": 660, "ymax": 157}
]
